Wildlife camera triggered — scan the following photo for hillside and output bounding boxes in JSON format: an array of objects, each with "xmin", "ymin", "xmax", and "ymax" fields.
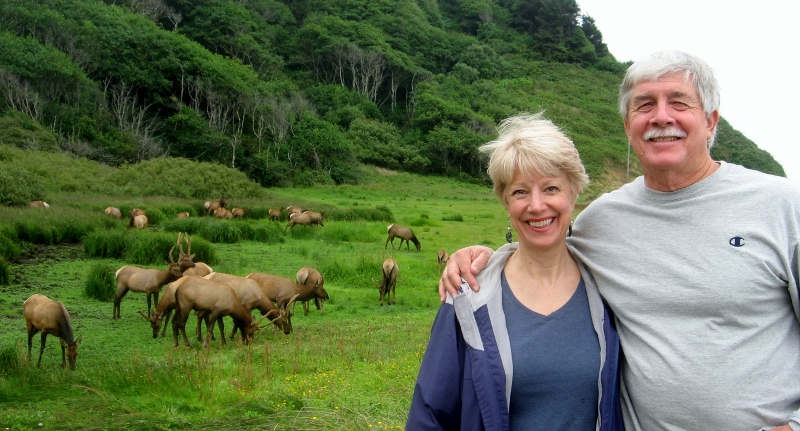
[{"xmin": 0, "ymin": 0, "xmax": 785, "ymax": 193}]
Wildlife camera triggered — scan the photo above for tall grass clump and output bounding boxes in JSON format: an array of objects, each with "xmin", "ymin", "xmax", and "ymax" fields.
[
  {"xmin": 84, "ymin": 230, "xmax": 128, "ymax": 258},
  {"xmin": 124, "ymin": 231, "xmax": 185, "ymax": 265},
  {"xmin": 441, "ymin": 213, "xmax": 464, "ymax": 222},
  {"xmin": 326, "ymin": 205, "xmax": 394, "ymax": 222},
  {"xmin": 0, "ymin": 164, "xmax": 45, "ymax": 207},
  {"xmin": 0, "ymin": 344, "xmax": 20, "ymax": 377},
  {"xmin": 85, "ymin": 263, "xmax": 117, "ymax": 301},
  {"xmin": 9, "ymin": 206, "xmax": 99, "ymax": 244}
]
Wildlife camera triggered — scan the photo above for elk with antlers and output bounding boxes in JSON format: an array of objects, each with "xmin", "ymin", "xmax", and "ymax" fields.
[{"xmin": 113, "ymin": 246, "xmax": 184, "ymax": 319}]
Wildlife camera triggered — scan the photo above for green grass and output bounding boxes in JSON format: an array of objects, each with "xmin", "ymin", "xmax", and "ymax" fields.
[{"xmin": 0, "ymin": 166, "xmax": 513, "ymax": 430}]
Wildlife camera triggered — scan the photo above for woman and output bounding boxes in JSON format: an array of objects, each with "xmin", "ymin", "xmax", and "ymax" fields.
[{"xmin": 406, "ymin": 113, "xmax": 622, "ymax": 430}]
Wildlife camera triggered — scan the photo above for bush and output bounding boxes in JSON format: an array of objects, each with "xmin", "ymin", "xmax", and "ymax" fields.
[
  {"xmin": 84, "ymin": 230, "xmax": 128, "ymax": 259},
  {"xmin": 325, "ymin": 206, "xmax": 394, "ymax": 222},
  {"xmin": 85, "ymin": 263, "xmax": 116, "ymax": 301},
  {"xmin": 0, "ymin": 164, "xmax": 44, "ymax": 207},
  {"xmin": 0, "ymin": 344, "xmax": 20, "ymax": 377},
  {"xmin": 441, "ymin": 213, "xmax": 464, "ymax": 222}
]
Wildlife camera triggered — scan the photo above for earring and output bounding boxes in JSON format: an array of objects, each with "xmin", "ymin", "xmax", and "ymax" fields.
[{"xmin": 506, "ymin": 219, "xmax": 513, "ymax": 243}]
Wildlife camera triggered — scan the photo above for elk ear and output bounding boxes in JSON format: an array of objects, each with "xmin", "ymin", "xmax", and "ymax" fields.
[
  {"xmin": 61, "ymin": 339, "xmax": 68, "ymax": 348},
  {"xmin": 75, "ymin": 335, "xmax": 83, "ymax": 345}
]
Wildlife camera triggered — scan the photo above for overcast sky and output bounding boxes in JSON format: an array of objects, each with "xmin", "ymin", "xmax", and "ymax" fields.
[{"xmin": 576, "ymin": 0, "xmax": 800, "ymax": 183}]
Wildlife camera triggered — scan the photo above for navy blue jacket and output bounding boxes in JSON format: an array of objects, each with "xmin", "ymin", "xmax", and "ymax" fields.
[{"xmin": 406, "ymin": 243, "xmax": 623, "ymax": 430}]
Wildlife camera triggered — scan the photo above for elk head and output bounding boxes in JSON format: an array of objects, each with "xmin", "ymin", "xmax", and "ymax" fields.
[{"xmin": 176, "ymin": 232, "xmax": 196, "ymax": 273}]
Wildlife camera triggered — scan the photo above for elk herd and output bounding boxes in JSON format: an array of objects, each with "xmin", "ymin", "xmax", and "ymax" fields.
[{"xmin": 19, "ymin": 198, "xmax": 456, "ymax": 370}]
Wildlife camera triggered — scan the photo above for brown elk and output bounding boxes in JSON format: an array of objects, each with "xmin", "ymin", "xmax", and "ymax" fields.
[
  {"xmin": 27, "ymin": 200, "xmax": 50, "ymax": 208},
  {"xmin": 176, "ymin": 212, "xmax": 190, "ymax": 219},
  {"xmin": 302, "ymin": 210, "xmax": 325, "ymax": 227},
  {"xmin": 295, "ymin": 267, "xmax": 328, "ymax": 315},
  {"xmin": 138, "ymin": 279, "xmax": 213, "ymax": 341},
  {"xmin": 204, "ymin": 272, "xmax": 293, "ymax": 336},
  {"xmin": 105, "ymin": 207, "xmax": 122, "ymax": 219},
  {"xmin": 372, "ymin": 258, "xmax": 398, "ymax": 306},
  {"xmin": 437, "ymin": 249, "xmax": 449, "ymax": 272},
  {"xmin": 214, "ymin": 207, "xmax": 234, "ymax": 219},
  {"xmin": 284, "ymin": 212, "xmax": 322, "ymax": 232},
  {"xmin": 113, "ymin": 246, "xmax": 183, "ymax": 319},
  {"xmin": 205, "ymin": 196, "xmax": 228, "ymax": 216},
  {"xmin": 182, "ymin": 262, "xmax": 213, "ymax": 277},
  {"xmin": 286, "ymin": 205, "xmax": 304, "ymax": 217},
  {"xmin": 231, "ymin": 208, "xmax": 250, "ymax": 219},
  {"xmin": 246, "ymin": 271, "xmax": 327, "ymax": 323},
  {"xmin": 385, "ymin": 224, "xmax": 421, "ymax": 251},
  {"xmin": 175, "ymin": 232, "xmax": 196, "ymax": 273},
  {"xmin": 129, "ymin": 208, "xmax": 149, "ymax": 229},
  {"xmin": 268, "ymin": 208, "xmax": 284, "ymax": 221},
  {"xmin": 23, "ymin": 294, "xmax": 82, "ymax": 370},
  {"xmin": 171, "ymin": 276, "xmax": 273, "ymax": 348}
]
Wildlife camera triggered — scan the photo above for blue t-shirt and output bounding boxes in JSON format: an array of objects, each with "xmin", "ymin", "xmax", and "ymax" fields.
[{"xmin": 502, "ymin": 271, "xmax": 599, "ymax": 430}]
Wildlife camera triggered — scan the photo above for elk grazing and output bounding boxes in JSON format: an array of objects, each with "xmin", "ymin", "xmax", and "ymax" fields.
[
  {"xmin": 268, "ymin": 208, "xmax": 284, "ymax": 221},
  {"xmin": 372, "ymin": 258, "xmax": 398, "ymax": 306},
  {"xmin": 171, "ymin": 276, "xmax": 273, "ymax": 348},
  {"xmin": 205, "ymin": 196, "xmax": 228, "ymax": 216},
  {"xmin": 385, "ymin": 224, "xmax": 421, "ymax": 251},
  {"xmin": 284, "ymin": 212, "xmax": 323, "ymax": 232},
  {"xmin": 105, "ymin": 206, "xmax": 122, "ymax": 219},
  {"xmin": 204, "ymin": 272, "xmax": 293, "ymax": 336},
  {"xmin": 214, "ymin": 207, "xmax": 233, "ymax": 219},
  {"xmin": 246, "ymin": 271, "xmax": 326, "ymax": 324},
  {"xmin": 295, "ymin": 267, "xmax": 328, "ymax": 315},
  {"xmin": 176, "ymin": 212, "xmax": 190, "ymax": 219},
  {"xmin": 129, "ymin": 208, "xmax": 149, "ymax": 229},
  {"xmin": 23, "ymin": 294, "xmax": 82, "ymax": 370},
  {"xmin": 231, "ymin": 208, "xmax": 250, "ymax": 219},
  {"xmin": 113, "ymin": 246, "xmax": 184, "ymax": 319},
  {"xmin": 27, "ymin": 200, "xmax": 49, "ymax": 208},
  {"xmin": 437, "ymin": 249, "xmax": 449, "ymax": 272},
  {"xmin": 138, "ymin": 280, "xmax": 212, "ymax": 341}
]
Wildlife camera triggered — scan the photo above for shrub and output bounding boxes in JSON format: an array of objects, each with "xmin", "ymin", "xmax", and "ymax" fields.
[
  {"xmin": 84, "ymin": 230, "xmax": 128, "ymax": 259},
  {"xmin": 441, "ymin": 214, "xmax": 464, "ymax": 222},
  {"xmin": 85, "ymin": 263, "xmax": 117, "ymax": 301},
  {"xmin": 325, "ymin": 206, "xmax": 394, "ymax": 222}
]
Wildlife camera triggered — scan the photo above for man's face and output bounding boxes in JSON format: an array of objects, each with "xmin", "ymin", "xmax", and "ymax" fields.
[{"xmin": 624, "ymin": 72, "xmax": 719, "ymax": 175}]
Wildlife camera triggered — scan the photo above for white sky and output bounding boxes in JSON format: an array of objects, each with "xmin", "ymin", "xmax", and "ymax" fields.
[{"xmin": 577, "ymin": 0, "xmax": 800, "ymax": 183}]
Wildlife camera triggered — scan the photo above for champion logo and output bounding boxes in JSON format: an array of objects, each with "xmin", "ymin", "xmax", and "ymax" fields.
[{"xmin": 729, "ymin": 236, "xmax": 745, "ymax": 247}]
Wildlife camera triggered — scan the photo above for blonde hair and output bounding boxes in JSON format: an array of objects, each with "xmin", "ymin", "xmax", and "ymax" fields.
[{"xmin": 480, "ymin": 112, "xmax": 589, "ymax": 203}]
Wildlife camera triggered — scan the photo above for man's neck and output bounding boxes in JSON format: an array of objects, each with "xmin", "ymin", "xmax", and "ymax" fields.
[{"xmin": 643, "ymin": 160, "xmax": 720, "ymax": 192}]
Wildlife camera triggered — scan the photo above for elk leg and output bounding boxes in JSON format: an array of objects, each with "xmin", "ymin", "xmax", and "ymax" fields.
[
  {"xmin": 37, "ymin": 333, "xmax": 47, "ymax": 367},
  {"xmin": 27, "ymin": 327, "xmax": 38, "ymax": 360},
  {"xmin": 215, "ymin": 315, "xmax": 226, "ymax": 347},
  {"xmin": 113, "ymin": 287, "xmax": 128, "ymax": 319},
  {"xmin": 60, "ymin": 343, "xmax": 67, "ymax": 369},
  {"xmin": 160, "ymin": 309, "xmax": 173, "ymax": 338}
]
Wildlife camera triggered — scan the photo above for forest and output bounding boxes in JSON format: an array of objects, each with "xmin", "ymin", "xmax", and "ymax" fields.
[{"xmin": 0, "ymin": 0, "xmax": 785, "ymax": 195}]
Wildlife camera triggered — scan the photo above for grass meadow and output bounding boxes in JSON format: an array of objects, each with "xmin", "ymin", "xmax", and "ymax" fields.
[{"xmin": 0, "ymin": 167, "xmax": 516, "ymax": 430}]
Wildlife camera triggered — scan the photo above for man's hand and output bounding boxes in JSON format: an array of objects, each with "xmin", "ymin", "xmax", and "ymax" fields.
[{"xmin": 438, "ymin": 246, "xmax": 494, "ymax": 302}]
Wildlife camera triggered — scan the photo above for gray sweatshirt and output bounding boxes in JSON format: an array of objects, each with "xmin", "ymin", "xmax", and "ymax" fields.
[{"xmin": 569, "ymin": 161, "xmax": 800, "ymax": 431}]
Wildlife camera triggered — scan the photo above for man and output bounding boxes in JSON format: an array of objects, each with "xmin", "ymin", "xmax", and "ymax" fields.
[{"xmin": 440, "ymin": 50, "xmax": 800, "ymax": 431}]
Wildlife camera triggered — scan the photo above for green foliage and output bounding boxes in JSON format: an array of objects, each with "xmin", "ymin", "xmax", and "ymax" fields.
[
  {"xmin": 83, "ymin": 230, "xmax": 128, "ymax": 259},
  {"xmin": 0, "ymin": 344, "xmax": 20, "ymax": 376},
  {"xmin": 711, "ymin": 118, "xmax": 785, "ymax": 177},
  {"xmin": 84, "ymin": 263, "xmax": 116, "ymax": 301},
  {"xmin": 0, "ymin": 163, "xmax": 44, "ymax": 206},
  {"xmin": 0, "ymin": 111, "xmax": 59, "ymax": 151},
  {"xmin": 442, "ymin": 213, "xmax": 464, "ymax": 222}
]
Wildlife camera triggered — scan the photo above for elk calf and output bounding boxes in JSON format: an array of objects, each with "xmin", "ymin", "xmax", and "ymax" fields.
[
  {"xmin": 23, "ymin": 294, "xmax": 82, "ymax": 370},
  {"xmin": 176, "ymin": 212, "xmax": 190, "ymax": 219},
  {"xmin": 105, "ymin": 207, "xmax": 122, "ymax": 219},
  {"xmin": 437, "ymin": 249, "xmax": 449, "ymax": 272},
  {"xmin": 385, "ymin": 224, "xmax": 421, "ymax": 251},
  {"xmin": 28, "ymin": 200, "xmax": 49, "ymax": 208},
  {"xmin": 231, "ymin": 208, "xmax": 250, "ymax": 219},
  {"xmin": 268, "ymin": 208, "xmax": 284, "ymax": 221},
  {"xmin": 373, "ymin": 258, "xmax": 398, "ymax": 306}
]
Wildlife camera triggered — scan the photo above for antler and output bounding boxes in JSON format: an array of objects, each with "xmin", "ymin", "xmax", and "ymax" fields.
[
  {"xmin": 137, "ymin": 310, "xmax": 154, "ymax": 322},
  {"xmin": 168, "ymin": 246, "xmax": 176, "ymax": 264}
]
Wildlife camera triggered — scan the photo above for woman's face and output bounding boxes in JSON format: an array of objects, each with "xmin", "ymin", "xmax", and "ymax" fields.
[{"xmin": 504, "ymin": 168, "xmax": 575, "ymax": 252}]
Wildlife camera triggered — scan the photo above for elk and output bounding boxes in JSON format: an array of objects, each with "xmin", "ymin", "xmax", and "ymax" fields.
[
  {"xmin": 138, "ymin": 280, "xmax": 211, "ymax": 341},
  {"xmin": 284, "ymin": 212, "xmax": 322, "ymax": 232},
  {"xmin": 385, "ymin": 224, "xmax": 421, "ymax": 251},
  {"xmin": 372, "ymin": 258, "xmax": 398, "ymax": 306},
  {"xmin": 302, "ymin": 210, "xmax": 325, "ymax": 227},
  {"xmin": 23, "ymin": 294, "xmax": 82, "ymax": 370},
  {"xmin": 205, "ymin": 196, "xmax": 228, "ymax": 216},
  {"xmin": 268, "ymin": 208, "xmax": 284, "ymax": 221},
  {"xmin": 214, "ymin": 207, "xmax": 233, "ymax": 219},
  {"xmin": 105, "ymin": 207, "xmax": 122, "ymax": 219},
  {"xmin": 295, "ymin": 267, "xmax": 328, "ymax": 315},
  {"xmin": 27, "ymin": 200, "xmax": 49, "ymax": 208},
  {"xmin": 286, "ymin": 205, "xmax": 304, "ymax": 216},
  {"xmin": 246, "ymin": 271, "xmax": 327, "ymax": 324},
  {"xmin": 231, "ymin": 208, "xmax": 250, "ymax": 219},
  {"xmin": 437, "ymin": 249, "xmax": 449, "ymax": 272},
  {"xmin": 175, "ymin": 232, "xmax": 196, "ymax": 273},
  {"xmin": 129, "ymin": 208, "xmax": 149, "ymax": 229},
  {"xmin": 204, "ymin": 272, "xmax": 293, "ymax": 336},
  {"xmin": 182, "ymin": 262, "xmax": 213, "ymax": 277},
  {"xmin": 176, "ymin": 212, "xmax": 190, "ymax": 219},
  {"xmin": 113, "ymin": 246, "xmax": 183, "ymax": 319},
  {"xmin": 171, "ymin": 276, "xmax": 274, "ymax": 348}
]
